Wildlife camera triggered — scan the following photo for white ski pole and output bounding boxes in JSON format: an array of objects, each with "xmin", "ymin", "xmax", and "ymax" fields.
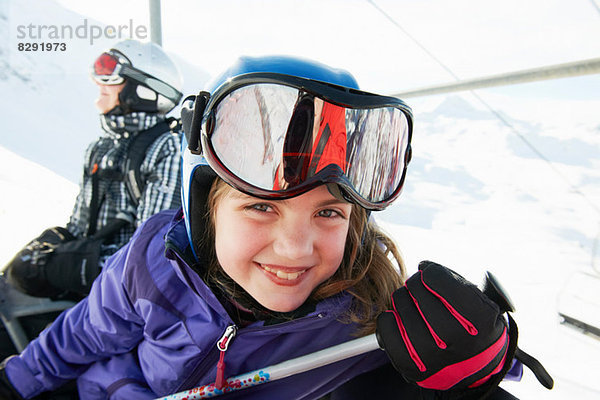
[{"xmin": 156, "ymin": 333, "xmax": 381, "ymax": 400}]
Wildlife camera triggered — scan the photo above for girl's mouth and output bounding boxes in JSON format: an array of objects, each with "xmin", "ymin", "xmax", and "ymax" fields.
[
  {"xmin": 261, "ymin": 264, "xmax": 307, "ymax": 280},
  {"xmin": 257, "ymin": 263, "xmax": 310, "ymax": 283}
]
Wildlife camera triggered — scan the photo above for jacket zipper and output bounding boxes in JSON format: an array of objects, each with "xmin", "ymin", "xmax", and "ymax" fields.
[
  {"xmin": 175, "ymin": 324, "xmax": 237, "ymax": 393},
  {"xmin": 215, "ymin": 324, "xmax": 237, "ymax": 389},
  {"xmin": 175, "ymin": 312, "xmax": 328, "ymax": 393},
  {"xmin": 210, "ymin": 316, "xmax": 331, "ymax": 389}
]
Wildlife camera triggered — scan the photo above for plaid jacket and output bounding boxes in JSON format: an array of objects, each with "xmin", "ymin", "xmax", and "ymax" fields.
[{"xmin": 66, "ymin": 118, "xmax": 182, "ymax": 261}]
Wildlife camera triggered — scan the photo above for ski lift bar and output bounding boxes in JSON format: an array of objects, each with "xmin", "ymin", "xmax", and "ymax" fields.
[
  {"xmin": 156, "ymin": 334, "xmax": 381, "ymax": 399},
  {"xmin": 393, "ymin": 57, "xmax": 600, "ymax": 98},
  {"xmin": 149, "ymin": 0, "xmax": 162, "ymax": 46}
]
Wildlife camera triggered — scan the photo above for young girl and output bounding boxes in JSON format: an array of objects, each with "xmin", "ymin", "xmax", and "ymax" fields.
[{"xmin": 0, "ymin": 56, "xmax": 541, "ymax": 400}]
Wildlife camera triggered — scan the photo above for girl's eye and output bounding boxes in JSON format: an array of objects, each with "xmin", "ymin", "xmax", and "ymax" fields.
[
  {"xmin": 247, "ymin": 203, "xmax": 272, "ymax": 213},
  {"xmin": 317, "ymin": 209, "xmax": 342, "ymax": 219}
]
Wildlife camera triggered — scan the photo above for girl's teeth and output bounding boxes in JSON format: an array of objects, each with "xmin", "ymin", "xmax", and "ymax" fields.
[
  {"xmin": 263, "ymin": 265, "xmax": 305, "ymax": 280},
  {"xmin": 277, "ymin": 270, "xmax": 299, "ymax": 280}
]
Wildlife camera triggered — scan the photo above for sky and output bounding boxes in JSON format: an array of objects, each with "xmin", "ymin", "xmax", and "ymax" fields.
[
  {"xmin": 49, "ymin": 0, "xmax": 600, "ymax": 94},
  {"xmin": 2, "ymin": 1, "xmax": 600, "ymax": 398}
]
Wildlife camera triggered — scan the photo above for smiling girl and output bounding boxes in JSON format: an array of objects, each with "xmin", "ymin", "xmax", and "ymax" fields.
[{"xmin": 0, "ymin": 56, "xmax": 541, "ymax": 400}]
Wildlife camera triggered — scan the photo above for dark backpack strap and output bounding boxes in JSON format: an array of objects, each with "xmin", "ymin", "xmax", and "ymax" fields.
[
  {"xmin": 86, "ymin": 140, "xmax": 114, "ymax": 237},
  {"xmin": 90, "ymin": 217, "xmax": 131, "ymax": 240},
  {"xmin": 86, "ymin": 163, "xmax": 102, "ymax": 237},
  {"xmin": 123, "ymin": 118, "xmax": 178, "ymax": 206}
]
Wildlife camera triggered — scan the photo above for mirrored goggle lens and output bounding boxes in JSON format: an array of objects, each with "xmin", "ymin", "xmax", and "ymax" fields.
[
  {"xmin": 93, "ymin": 52, "xmax": 118, "ymax": 75},
  {"xmin": 204, "ymin": 83, "xmax": 411, "ymax": 205},
  {"xmin": 91, "ymin": 53, "xmax": 124, "ymax": 85}
]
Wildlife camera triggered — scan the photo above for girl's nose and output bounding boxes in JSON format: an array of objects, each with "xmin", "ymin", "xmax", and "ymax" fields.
[{"xmin": 272, "ymin": 218, "xmax": 314, "ymax": 261}]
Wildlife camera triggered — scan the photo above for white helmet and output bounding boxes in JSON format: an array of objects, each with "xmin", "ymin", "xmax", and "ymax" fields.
[{"xmin": 92, "ymin": 39, "xmax": 183, "ymax": 114}]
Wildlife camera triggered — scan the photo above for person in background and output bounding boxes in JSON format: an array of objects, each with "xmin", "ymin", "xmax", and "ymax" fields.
[{"xmin": 4, "ymin": 39, "xmax": 184, "ymax": 302}]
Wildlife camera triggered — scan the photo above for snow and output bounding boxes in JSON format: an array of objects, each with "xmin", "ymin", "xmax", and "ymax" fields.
[
  {"xmin": 375, "ymin": 91, "xmax": 600, "ymax": 399},
  {"xmin": 2, "ymin": 0, "xmax": 600, "ymax": 398},
  {"xmin": 0, "ymin": 146, "xmax": 78, "ymax": 259}
]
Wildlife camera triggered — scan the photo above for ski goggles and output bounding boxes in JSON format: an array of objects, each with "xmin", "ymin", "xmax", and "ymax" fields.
[
  {"xmin": 188, "ymin": 73, "xmax": 413, "ymax": 210},
  {"xmin": 91, "ymin": 51, "xmax": 182, "ymax": 103},
  {"xmin": 91, "ymin": 52, "xmax": 127, "ymax": 85}
]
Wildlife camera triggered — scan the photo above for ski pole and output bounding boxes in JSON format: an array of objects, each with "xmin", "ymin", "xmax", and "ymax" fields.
[{"xmin": 156, "ymin": 333, "xmax": 381, "ymax": 400}]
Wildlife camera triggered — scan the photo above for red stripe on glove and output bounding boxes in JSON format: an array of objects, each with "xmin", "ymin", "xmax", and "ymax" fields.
[
  {"xmin": 419, "ymin": 270, "xmax": 478, "ymax": 335},
  {"xmin": 417, "ymin": 326, "xmax": 508, "ymax": 390}
]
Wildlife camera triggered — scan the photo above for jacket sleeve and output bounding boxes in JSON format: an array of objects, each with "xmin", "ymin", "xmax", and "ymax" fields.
[
  {"xmin": 136, "ymin": 131, "xmax": 182, "ymax": 226},
  {"xmin": 77, "ymin": 352, "xmax": 157, "ymax": 400},
  {"xmin": 2, "ymin": 241, "xmax": 145, "ymax": 399}
]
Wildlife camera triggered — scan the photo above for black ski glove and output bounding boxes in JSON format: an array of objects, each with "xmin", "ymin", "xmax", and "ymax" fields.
[
  {"xmin": 377, "ymin": 261, "xmax": 553, "ymax": 399},
  {"xmin": 0, "ymin": 358, "xmax": 24, "ymax": 400}
]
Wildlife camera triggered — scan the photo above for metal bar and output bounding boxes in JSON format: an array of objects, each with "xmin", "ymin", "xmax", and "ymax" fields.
[
  {"xmin": 9, "ymin": 301, "xmax": 76, "ymax": 318},
  {"xmin": 149, "ymin": 0, "xmax": 162, "ymax": 46},
  {"xmin": 0, "ymin": 312, "xmax": 30, "ymax": 352},
  {"xmin": 393, "ymin": 57, "xmax": 600, "ymax": 98}
]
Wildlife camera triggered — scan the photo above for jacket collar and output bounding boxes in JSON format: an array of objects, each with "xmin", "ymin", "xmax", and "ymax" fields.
[{"xmin": 100, "ymin": 111, "xmax": 164, "ymax": 140}]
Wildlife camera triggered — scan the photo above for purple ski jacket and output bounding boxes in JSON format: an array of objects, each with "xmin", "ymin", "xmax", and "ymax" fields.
[{"xmin": 4, "ymin": 209, "xmax": 389, "ymax": 399}]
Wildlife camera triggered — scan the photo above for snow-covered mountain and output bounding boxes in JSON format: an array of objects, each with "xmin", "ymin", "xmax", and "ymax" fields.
[
  {"xmin": 0, "ymin": 0, "xmax": 209, "ymax": 182},
  {"xmin": 1, "ymin": 1, "xmax": 600, "ymax": 399},
  {"xmin": 377, "ymin": 92, "xmax": 600, "ymax": 399}
]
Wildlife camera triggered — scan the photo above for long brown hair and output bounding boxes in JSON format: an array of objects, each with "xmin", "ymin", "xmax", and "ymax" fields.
[{"xmin": 201, "ymin": 178, "xmax": 406, "ymax": 335}]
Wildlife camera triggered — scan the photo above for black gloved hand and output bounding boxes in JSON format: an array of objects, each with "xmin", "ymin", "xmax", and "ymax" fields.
[
  {"xmin": 4, "ymin": 226, "xmax": 74, "ymax": 298},
  {"xmin": 377, "ymin": 261, "xmax": 512, "ymax": 394},
  {"xmin": 377, "ymin": 261, "xmax": 553, "ymax": 398}
]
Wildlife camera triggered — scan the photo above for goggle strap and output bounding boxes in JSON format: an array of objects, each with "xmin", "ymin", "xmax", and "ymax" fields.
[
  {"xmin": 119, "ymin": 65, "xmax": 181, "ymax": 103},
  {"xmin": 188, "ymin": 91, "xmax": 210, "ymax": 153},
  {"xmin": 326, "ymin": 183, "xmax": 352, "ymax": 204}
]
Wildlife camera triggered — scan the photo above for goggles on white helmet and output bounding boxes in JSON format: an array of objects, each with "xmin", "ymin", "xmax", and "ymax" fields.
[{"xmin": 91, "ymin": 50, "xmax": 182, "ymax": 105}]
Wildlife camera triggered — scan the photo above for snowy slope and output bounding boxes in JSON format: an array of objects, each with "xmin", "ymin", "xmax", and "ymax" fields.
[
  {"xmin": 0, "ymin": 146, "xmax": 78, "ymax": 263},
  {"xmin": 2, "ymin": 0, "xmax": 600, "ymax": 399},
  {"xmin": 377, "ymin": 91, "xmax": 600, "ymax": 399},
  {"xmin": 0, "ymin": 0, "xmax": 209, "ymax": 182}
]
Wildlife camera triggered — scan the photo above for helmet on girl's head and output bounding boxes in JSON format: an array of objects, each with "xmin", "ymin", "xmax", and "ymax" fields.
[
  {"xmin": 91, "ymin": 39, "xmax": 183, "ymax": 115},
  {"xmin": 180, "ymin": 55, "xmax": 360, "ymax": 255},
  {"xmin": 203, "ymin": 55, "xmax": 360, "ymax": 93},
  {"xmin": 180, "ymin": 55, "xmax": 413, "ymax": 257}
]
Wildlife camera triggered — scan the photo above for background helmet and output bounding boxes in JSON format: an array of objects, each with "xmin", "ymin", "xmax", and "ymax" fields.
[
  {"xmin": 180, "ymin": 55, "xmax": 360, "ymax": 258},
  {"xmin": 92, "ymin": 39, "xmax": 183, "ymax": 115}
]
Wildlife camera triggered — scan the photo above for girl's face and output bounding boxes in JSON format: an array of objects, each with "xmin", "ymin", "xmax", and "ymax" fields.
[{"xmin": 214, "ymin": 185, "xmax": 352, "ymax": 312}]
